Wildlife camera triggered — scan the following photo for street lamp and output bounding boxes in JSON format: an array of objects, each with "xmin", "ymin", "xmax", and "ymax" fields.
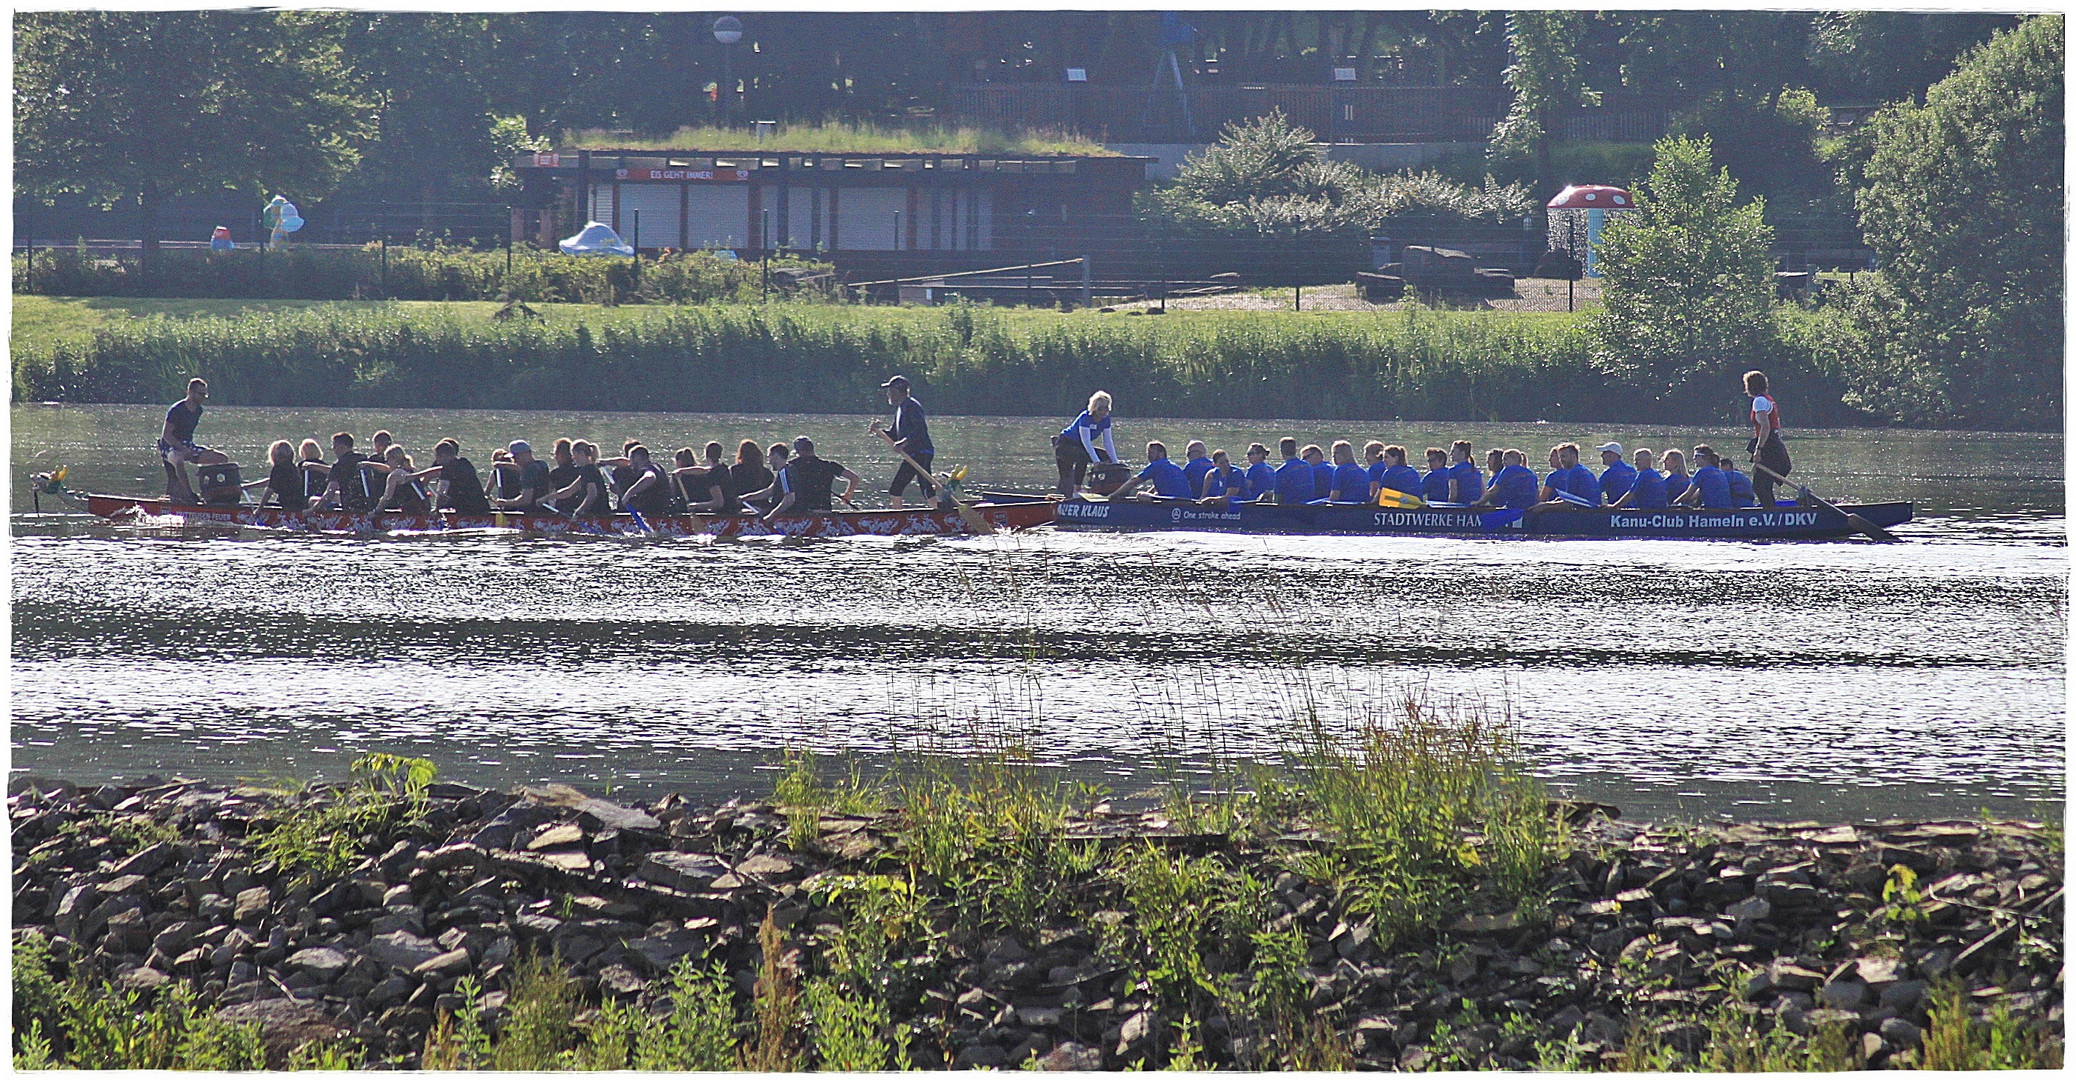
[{"xmin": 712, "ymin": 17, "xmax": 743, "ymax": 126}]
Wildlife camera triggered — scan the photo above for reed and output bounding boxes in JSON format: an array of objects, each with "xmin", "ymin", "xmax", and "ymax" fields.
[{"xmin": 13, "ymin": 298, "xmax": 1638, "ymax": 421}]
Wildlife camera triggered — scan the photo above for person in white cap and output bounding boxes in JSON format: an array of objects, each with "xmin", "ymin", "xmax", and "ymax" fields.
[{"xmin": 1595, "ymin": 441, "xmax": 1636, "ymax": 505}]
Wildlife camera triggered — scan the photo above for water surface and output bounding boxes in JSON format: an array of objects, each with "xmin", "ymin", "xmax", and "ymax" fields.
[{"xmin": 11, "ymin": 404, "xmax": 2065, "ymax": 822}]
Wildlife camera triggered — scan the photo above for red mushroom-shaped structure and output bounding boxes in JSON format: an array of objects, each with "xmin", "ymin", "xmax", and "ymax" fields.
[{"xmin": 1546, "ymin": 184, "xmax": 1633, "ymax": 209}]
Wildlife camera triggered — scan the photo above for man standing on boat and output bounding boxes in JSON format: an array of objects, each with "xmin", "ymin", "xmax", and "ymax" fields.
[
  {"xmin": 1745, "ymin": 369, "xmax": 1795, "ymax": 506},
  {"xmin": 869, "ymin": 375, "xmax": 938, "ymax": 510},
  {"xmin": 158, "ymin": 378, "xmax": 230, "ymax": 503}
]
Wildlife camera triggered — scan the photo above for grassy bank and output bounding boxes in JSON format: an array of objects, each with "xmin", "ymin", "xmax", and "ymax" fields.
[
  {"xmin": 10, "ymin": 700, "xmax": 2063, "ymax": 1070},
  {"xmin": 18, "ymin": 294, "xmax": 1777, "ymax": 423}
]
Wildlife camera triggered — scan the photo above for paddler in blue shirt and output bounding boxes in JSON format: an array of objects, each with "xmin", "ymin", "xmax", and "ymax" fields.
[
  {"xmin": 1446, "ymin": 440, "xmax": 1484, "ymax": 504},
  {"xmin": 1301, "ymin": 444, "xmax": 1333, "ymax": 501},
  {"xmin": 1660, "ymin": 449, "xmax": 1692, "ymax": 504},
  {"xmin": 1271, "ymin": 438, "xmax": 1313, "ymax": 504},
  {"xmin": 1471, "ymin": 449, "xmax": 1541, "ymax": 510},
  {"xmin": 1200, "ymin": 449, "xmax": 1244, "ymax": 501},
  {"xmin": 1329, "ymin": 441, "xmax": 1369, "ymax": 503},
  {"xmin": 1595, "ymin": 441, "xmax": 1637, "ymax": 505},
  {"xmin": 1179, "ymin": 440, "xmax": 1215, "ymax": 496},
  {"xmin": 869, "ymin": 375, "xmax": 937, "ymax": 509},
  {"xmin": 1375, "ymin": 445, "xmax": 1423, "ymax": 500},
  {"xmin": 1241, "ymin": 443, "xmax": 1276, "ymax": 501},
  {"xmin": 1421, "ymin": 448, "xmax": 1452, "ymax": 503},
  {"xmin": 1540, "ymin": 446, "xmax": 1568, "ymax": 502},
  {"xmin": 1108, "ymin": 441, "xmax": 1192, "ymax": 500},
  {"xmin": 1562, "ymin": 444, "xmax": 1600, "ymax": 505},
  {"xmin": 1719, "ymin": 455, "xmax": 1757, "ymax": 507},
  {"xmin": 1678, "ymin": 445, "xmax": 1736, "ymax": 509},
  {"xmin": 1607, "ymin": 447, "xmax": 1669, "ymax": 509}
]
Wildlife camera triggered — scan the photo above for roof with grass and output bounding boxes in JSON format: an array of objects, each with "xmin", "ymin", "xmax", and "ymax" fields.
[{"xmin": 562, "ymin": 121, "xmax": 1119, "ymax": 158}]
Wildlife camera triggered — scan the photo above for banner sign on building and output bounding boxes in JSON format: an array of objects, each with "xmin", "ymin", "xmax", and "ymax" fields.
[{"xmin": 615, "ymin": 168, "xmax": 752, "ymax": 182}]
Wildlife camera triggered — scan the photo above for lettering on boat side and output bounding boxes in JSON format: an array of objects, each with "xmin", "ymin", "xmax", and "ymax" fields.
[
  {"xmin": 1059, "ymin": 502, "xmax": 1110, "ymax": 519},
  {"xmin": 1610, "ymin": 511, "xmax": 1823, "ymax": 530},
  {"xmin": 1372, "ymin": 511, "xmax": 1482, "ymax": 527},
  {"xmin": 1171, "ymin": 507, "xmax": 1242, "ymax": 522}
]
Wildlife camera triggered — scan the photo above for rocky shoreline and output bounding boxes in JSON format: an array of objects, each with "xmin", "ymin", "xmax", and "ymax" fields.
[{"xmin": 10, "ymin": 773, "xmax": 2064, "ymax": 1070}]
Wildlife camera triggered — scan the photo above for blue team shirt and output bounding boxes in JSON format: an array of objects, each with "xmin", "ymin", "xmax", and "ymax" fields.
[
  {"xmin": 1491, "ymin": 464, "xmax": 1540, "ymax": 509},
  {"xmin": 1181, "ymin": 456, "xmax": 1215, "ymax": 495},
  {"xmin": 1137, "ymin": 458, "xmax": 1191, "ymax": 498},
  {"xmin": 1564, "ymin": 464, "xmax": 1601, "ymax": 505},
  {"xmin": 1723, "ymin": 466, "xmax": 1756, "ymax": 507},
  {"xmin": 1663, "ymin": 472, "xmax": 1691, "ymax": 504},
  {"xmin": 1446, "ymin": 460, "xmax": 1484, "ymax": 503},
  {"xmin": 1599, "ymin": 461, "xmax": 1638, "ymax": 504},
  {"xmin": 1331, "ymin": 462, "xmax": 1369, "ymax": 501},
  {"xmin": 1378, "ymin": 463, "xmax": 1423, "ymax": 496},
  {"xmin": 1274, "ymin": 459, "xmax": 1315, "ymax": 504},
  {"xmin": 1310, "ymin": 462, "xmax": 1335, "ymax": 500},
  {"xmin": 1626, "ymin": 467, "xmax": 1668, "ymax": 509},
  {"xmin": 1202, "ymin": 465, "xmax": 1242, "ymax": 498},
  {"xmin": 1060, "ymin": 410, "xmax": 1112, "ymax": 443},
  {"xmin": 1689, "ymin": 465, "xmax": 1733, "ymax": 508},
  {"xmin": 1243, "ymin": 461, "xmax": 1276, "ymax": 499},
  {"xmin": 1422, "ymin": 467, "xmax": 1451, "ymax": 503}
]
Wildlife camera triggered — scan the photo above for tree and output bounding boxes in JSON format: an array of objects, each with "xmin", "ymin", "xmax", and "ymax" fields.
[
  {"xmin": 14, "ymin": 11, "xmax": 368, "ymax": 269},
  {"xmin": 1591, "ymin": 135, "xmax": 1776, "ymax": 399},
  {"xmin": 1848, "ymin": 16, "xmax": 2063, "ymax": 429},
  {"xmin": 1490, "ymin": 11, "xmax": 1593, "ymax": 198}
]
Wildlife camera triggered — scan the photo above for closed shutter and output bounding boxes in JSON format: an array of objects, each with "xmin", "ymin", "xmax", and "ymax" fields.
[
  {"xmin": 838, "ymin": 187, "xmax": 905, "ymax": 250},
  {"xmin": 684, "ymin": 186, "xmax": 752, "ymax": 250},
  {"xmin": 616, "ymin": 185, "xmax": 681, "ymax": 249}
]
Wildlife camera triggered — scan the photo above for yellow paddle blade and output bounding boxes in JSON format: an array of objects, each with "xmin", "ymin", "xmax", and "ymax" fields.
[
  {"xmin": 950, "ymin": 465, "xmax": 969, "ymax": 482},
  {"xmin": 1377, "ymin": 488, "xmax": 1424, "ymax": 509},
  {"xmin": 50, "ymin": 465, "xmax": 68, "ymax": 483}
]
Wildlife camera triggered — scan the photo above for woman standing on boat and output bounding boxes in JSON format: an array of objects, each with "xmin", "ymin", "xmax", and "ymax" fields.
[
  {"xmin": 1054, "ymin": 390, "xmax": 1117, "ymax": 496},
  {"xmin": 1745, "ymin": 369, "xmax": 1793, "ymax": 506}
]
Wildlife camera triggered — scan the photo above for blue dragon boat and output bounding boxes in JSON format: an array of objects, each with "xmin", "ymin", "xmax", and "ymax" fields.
[{"xmin": 1047, "ymin": 496, "xmax": 1913, "ymax": 540}]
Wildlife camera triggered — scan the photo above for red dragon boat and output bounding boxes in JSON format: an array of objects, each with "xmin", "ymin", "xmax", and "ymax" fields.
[{"xmin": 71, "ymin": 491, "xmax": 1055, "ymax": 539}]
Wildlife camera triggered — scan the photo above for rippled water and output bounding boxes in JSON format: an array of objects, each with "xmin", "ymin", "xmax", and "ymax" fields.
[{"xmin": 11, "ymin": 404, "xmax": 2066, "ymax": 822}]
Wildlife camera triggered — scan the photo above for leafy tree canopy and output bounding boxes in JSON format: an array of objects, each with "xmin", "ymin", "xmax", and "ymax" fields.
[
  {"xmin": 1591, "ymin": 135, "xmax": 1776, "ymax": 397},
  {"xmin": 1147, "ymin": 110, "xmax": 1532, "ymax": 236},
  {"xmin": 1846, "ymin": 15, "xmax": 2063, "ymax": 429}
]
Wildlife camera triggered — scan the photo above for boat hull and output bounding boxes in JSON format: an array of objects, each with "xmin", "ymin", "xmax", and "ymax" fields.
[
  {"xmin": 1051, "ymin": 497, "xmax": 1914, "ymax": 539},
  {"xmin": 76, "ymin": 493, "xmax": 1055, "ymax": 538}
]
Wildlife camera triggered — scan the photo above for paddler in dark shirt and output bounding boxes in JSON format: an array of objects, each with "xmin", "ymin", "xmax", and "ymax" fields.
[
  {"xmin": 427, "ymin": 438, "xmax": 492, "ymax": 515},
  {"xmin": 675, "ymin": 443, "xmax": 732, "ymax": 513},
  {"xmin": 248, "ymin": 439, "xmax": 310, "ymax": 509},
  {"xmin": 607, "ymin": 439, "xmax": 643, "ymax": 505},
  {"xmin": 545, "ymin": 438, "xmax": 580, "ymax": 514},
  {"xmin": 759, "ymin": 436, "xmax": 859, "ymax": 523},
  {"xmin": 492, "ymin": 440, "xmax": 553, "ymax": 512},
  {"xmin": 315, "ymin": 432, "xmax": 379, "ymax": 511},
  {"xmin": 617, "ymin": 444, "xmax": 674, "ymax": 518},
  {"xmin": 157, "ymin": 378, "xmax": 230, "ymax": 503},
  {"xmin": 729, "ymin": 439, "xmax": 772, "ymax": 507},
  {"xmin": 546, "ymin": 439, "xmax": 610, "ymax": 517}
]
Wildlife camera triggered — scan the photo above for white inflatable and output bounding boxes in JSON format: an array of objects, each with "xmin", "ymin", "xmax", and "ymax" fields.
[{"xmin": 558, "ymin": 221, "xmax": 634, "ymax": 257}]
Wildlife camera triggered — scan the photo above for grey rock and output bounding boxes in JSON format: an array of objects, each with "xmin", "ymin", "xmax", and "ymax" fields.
[
  {"xmin": 233, "ymin": 886, "xmax": 272, "ymax": 924},
  {"xmin": 1332, "ymin": 920, "xmax": 1375, "ymax": 960},
  {"xmin": 1820, "ymin": 980, "xmax": 1868, "ymax": 1010},
  {"xmin": 1033, "ymin": 1041, "xmax": 1103, "ymax": 1071},
  {"xmin": 1768, "ymin": 959, "xmax": 1824, "ymax": 991},
  {"xmin": 366, "ymin": 975, "xmax": 414, "ymax": 1008},
  {"xmin": 597, "ymin": 963, "xmax": 647, "ymax": 996},
  {"xmin": 734, "ymin": 853, "xmax": 802, "ymax": 880},
  {"xmin": 1879, "ymin": 980, "xmax": 1928, "ymax": 1014},
  {"xmin": 286, "ymin": 947, "xmax": 350, "ymax": 979},
  {"xmin": 117, "ymin": 965, "xmax": 170, "ymax": 992},
  {"xmin": 112, "ymin": 842, "xmax": 175, "ymax": 879},
  {"xmin": 1548, "ymin": 1005, "xmax": 1587, "ymax": 1034},
  {"xmin": 955, "ymin": 1044, "xmax": 1010, "ymax": 1069},
  {"xmin": 1855, "ymin": 956, "xmax": 1902, "ymax": 985},
  {"xmin": 420, "ymin": 843, "xmax": 485, "ymax": 872},
  {"xmin": 368, "ymin": 930, "xmax": 443, "ymax": 971},
  {"xmin": 152, "ymin": 920, "xmax": 199, "ymax": 957},
  {"xmin": 1743, "ymin": 971, "xmax": 1775, "ymax": 1000},
  {"xmin": 1115, "ymin": 1009, "xmax": 1153, "ymax": 1057},
  {"xmin": 638, "ymin": 852, "xmax": 730, "ymax": 892},
  {"xmin": 1861, "ymin": 1031, "xmax": 1888, "ymax": 1060},
  {"xmin": 1653, "ymin": 1020, "xmax": 1708, "ymax": 1055},
  {"xmin": 1016, "ymin": 1005, "xmax": 1065, "ymax": 1028},
  {"xmin": 370, "ymin": 906, "xmax": 425, "ymax": 936},
  {"xmin": 99, "ymin": 874, "xmax": 149, "ymax": 897},
  {"xmin": 629, "ymin": 929, "xmax": 702, "ymax": 973},
  {"xmin": 412, "ymin": 948, "xmax": 472, "ymax": 978},
  {"xmin": 1724, "ymin": 896, "xmax": 1771, "ymax": 922}
]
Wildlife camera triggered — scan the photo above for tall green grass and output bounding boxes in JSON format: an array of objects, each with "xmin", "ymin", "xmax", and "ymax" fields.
[
  {"xmin": 14, "ymin": 299, "xmax": 1640, "ymax": 421},
  {"xmin": 13, "ymin": 244, "xmax": 830, "ymax": 305}
]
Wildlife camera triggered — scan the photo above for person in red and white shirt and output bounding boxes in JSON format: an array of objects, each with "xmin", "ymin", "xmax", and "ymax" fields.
[{"xmin": 1744, "ymin": 369, "xmax": 1795, "ymax": 506}]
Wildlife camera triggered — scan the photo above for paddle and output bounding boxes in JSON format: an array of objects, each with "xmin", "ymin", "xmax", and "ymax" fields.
[
  {"xmin": 870, "ymin": 428, "xmax": 994, "ymax": 535},
  {"xmin": 1376, "ymin": 486, "xmax": 1425, "ymax": 509},
  {"xmin": 1750, "ymin": 463, "xmax": 1897, "ymax": 542}
]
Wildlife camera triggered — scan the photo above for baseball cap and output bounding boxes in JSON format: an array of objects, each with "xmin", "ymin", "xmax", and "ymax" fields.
[
  {"xmin": 1595, "ymin": 441, "xmax": 1624, "ymax": 455},
  {"xmin": 508, "ymin": 439, "xmax": 532, "ymax": 455},
  {"xmin": 879, "ymin": 375, "xmax": 909, "ymax": 388}
]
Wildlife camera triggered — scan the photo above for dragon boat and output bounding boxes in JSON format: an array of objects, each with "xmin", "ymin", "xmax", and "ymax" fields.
[{"xmin": 1047, "ymin": 495, "xmax": 1914, "ymax": 540}]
